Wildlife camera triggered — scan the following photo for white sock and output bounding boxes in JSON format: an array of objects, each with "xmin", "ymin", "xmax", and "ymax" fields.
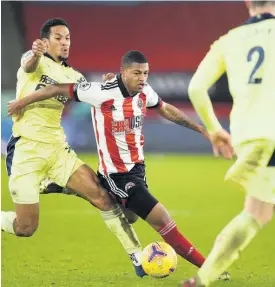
[
  {"xmin": 100, "ymin": 206, "xmax": 142, "ymax": 256},
  {"xmin": 130, "ymin": 250, "xmax": 143, "ymax": 266},
  {"xmin": 1, "ymin": 211, "xmax": 16, "ymax": 234}
]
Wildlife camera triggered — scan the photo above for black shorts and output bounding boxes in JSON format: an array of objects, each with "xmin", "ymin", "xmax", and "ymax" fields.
[{"xmin": 98, "ymin": 164, "xmax": 158, "ymax": 220}]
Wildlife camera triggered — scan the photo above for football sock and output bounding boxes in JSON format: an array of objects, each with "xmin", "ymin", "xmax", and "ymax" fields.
[
  {"xmin": 130, "ymin": 250, "xmax": 147, "ymax": 277},
  {"xmin": 158, "ymin": 221, "xmax": 205, "ymax": 267},
  {"xmin": 1, "ymin": 211, "xmax": 16, "ymax": 234},
  {"xmin": 197, "ymin": 211, "xmax": 261, "ymax": 286},
  {"xmin": 101, "ymin": 205, "xmax": 142, "ymax": 257}
]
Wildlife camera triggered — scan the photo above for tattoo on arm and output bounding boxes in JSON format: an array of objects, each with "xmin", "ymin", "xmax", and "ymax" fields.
[{"xmin": 160, "ymin": 103, "xmax": 206, "ymax": 134}]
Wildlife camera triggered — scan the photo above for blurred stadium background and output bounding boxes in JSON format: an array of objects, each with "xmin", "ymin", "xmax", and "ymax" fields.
[
  {"xmin": 2, "ymin": 2, "xmax": 275, "ymax": 287},
  {"xmin": 1, "ymin": 1, "xmax": 248, "ymax": 154}
]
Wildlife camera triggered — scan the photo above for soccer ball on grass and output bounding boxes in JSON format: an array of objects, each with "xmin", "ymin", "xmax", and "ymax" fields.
[{"xmin": 141, "ymin": 242, "xmax": 177, "ymax": 278}]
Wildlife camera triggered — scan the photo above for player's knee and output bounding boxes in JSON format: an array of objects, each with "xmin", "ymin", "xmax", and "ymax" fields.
[
  {"xmin": 123, "ymin": 208, "xmax": 139, "ymax": 224},
  {"xmin": 91, "ymin": 190, "xmax": 113, "ymax": 211},
  {"xmin": 145, "ymin": 203, "xmax": 172, "ymax": 230},
  {"xmin": 14, "ymin": 214, "xmax": 39, "ymax": 237},
  {"xmin": 254, "ymin": 212, "xmax": 273, "ymax": 225},
  {"xmin": 119, "ymin": 203, "xmax": 139, "ymax": 224},
  {"xmin": 15, "ymin": 222, "xmax": 38, "ymax": 237},
  {"xmin": 126, "ymin": 213, "xmax": 139, "ymax": 224},
  {"xmin": 244, "ymin": 196, "xmax": 274, "ymax": 225},
  {"xmin": 15, "ymin": 228, "xmax": 36, "ymax": 237},
  {"xmin": 82, "ymin": 182, "xmax": 113, "ymax": 211}
]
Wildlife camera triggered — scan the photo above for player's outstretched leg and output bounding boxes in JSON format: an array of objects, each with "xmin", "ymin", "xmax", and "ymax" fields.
[
  {"xmin": 40, "ymin": 178, "xmax": 78, "ymax": 195},
  {"xmin": 2, "ymin": 167, "xmax": 42, "ymax": 237},
  {"xmin": 179, "ymin": 196, "xmax": 274, "ymax": 286},
  {"xmin": 125, "ymin": 186, "xmax": 230, "ymax": 280},
  {"xmin": 65, "ymin": 164, "xmax": 145, "ymax": 277},
  {"xmin": 40, "ymin": 178, "xmax": 139, "ymax": 224},
  {"xmin": 146, "ymin": 202, "xmax": 205, "ymax": 268},
  {"xmin": 125, "ymin": 184, "xmax": 206, "ymax": 268}
]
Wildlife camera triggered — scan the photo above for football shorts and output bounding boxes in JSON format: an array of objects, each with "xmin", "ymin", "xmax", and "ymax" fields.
[
  {"xmin": 6, "ymin": 136, "xmax": 84, "ymax": 204},
  {"xmin": 98, "ymin": 164, "xmax": 158, "ymax": 219},
  {"xmin": 225, "ymin": 139, "xmax": 275, "ymax": 204}
]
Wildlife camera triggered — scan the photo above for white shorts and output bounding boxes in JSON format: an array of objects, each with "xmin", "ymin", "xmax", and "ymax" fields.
[
  {"xmin": 225, "ymin": 139, "xmax": 275, "ymax": 204},
  {"xmin": 6, "ymin": 137, "xmax": 84, "ymax": 204}
]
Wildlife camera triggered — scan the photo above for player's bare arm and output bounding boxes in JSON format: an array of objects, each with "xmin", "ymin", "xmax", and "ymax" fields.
[
  {"xmin": 8, "ymin": 83, "xmax": 73, "ymax": 116},
  {"xmin": 8, "ymin": 73, "xmax": 114, "ymax": 116},
  {"xmin": 154, "ymin": 102, "xmax": 209, "ymax": 139},
  {"xmin": 21, "ymin": 39, "xmax": 46, "ymax": 73}
]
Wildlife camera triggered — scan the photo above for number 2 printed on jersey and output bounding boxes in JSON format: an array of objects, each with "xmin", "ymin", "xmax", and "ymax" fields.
[{"xmin": 247, "ymin": 46, "xmax": 265, "ymax": 84}]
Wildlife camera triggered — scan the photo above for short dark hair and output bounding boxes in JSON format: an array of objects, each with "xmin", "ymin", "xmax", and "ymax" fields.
[
  {"xmin": 121, "ymin": 50, "xmax": 148, "ymax": 68},
  {"xmin": 40, "ymin": 18, "xmax": 69, "ymax": 39},
  {"xmin": 250, "ymin": 0, "xmax": 275, "ymax": 8}
]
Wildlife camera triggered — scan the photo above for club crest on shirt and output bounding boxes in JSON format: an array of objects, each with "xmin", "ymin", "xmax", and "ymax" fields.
[
  {"xmin": 79, "ymin": 82, "xmax": 91, "ymax": 91},
  {"xmin": 137, "ymin": 99, "xmax": 143, "ymax": 108},
  {"xmin": 125, "ymin": 182, "xmax": 135, "ymax": 192},
  {"xmin": 77, "ymin": 77, "xmax": 86, "ymax": 84}
]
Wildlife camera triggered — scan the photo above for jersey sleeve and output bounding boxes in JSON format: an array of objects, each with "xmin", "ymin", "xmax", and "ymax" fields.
[
  {"xmin": 187, "ymin": 37, "xmax": 226, "ymax": 133},
  {"xmin": 144, "ymin": 84, "xmax": 163, "ymax": 109},
  {"xmin": 69, "ymin": 82, "xmax": 108, "ymax": 107},
  {"xmin": 20, "ymin": 50, "xmax": 33, "ymax": 67},
  {"xmin": 189, "ymin": 37, "xmax": 226, "ymax": 92},
  {"xmin": 20, "ymin": 50, "xmax": 44, "ymax": 71}
]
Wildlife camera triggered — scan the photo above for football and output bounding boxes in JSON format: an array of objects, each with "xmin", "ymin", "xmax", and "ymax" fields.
[{"xmin": 141, "ymin": 242, "xmax": 177, "ymax": 278}]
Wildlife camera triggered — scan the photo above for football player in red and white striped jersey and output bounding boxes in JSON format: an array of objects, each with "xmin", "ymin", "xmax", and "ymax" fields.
[{"xmin": 8, "ymin": 51, "xmax": 230, "ymax": 276}]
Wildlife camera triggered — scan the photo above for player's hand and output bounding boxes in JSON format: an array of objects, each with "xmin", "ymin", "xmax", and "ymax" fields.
[
  {"xmin": 209, "ymin": 129, "xmax": 235, "ymax": 160},
  {"xmin": 32, "ymin": 39, "xmax": 46, "ymax": 57},
  {"xmin": 7, "ymin": 100, "xmax": 25, "ymax": 120},
  {"xmin": 102, "ymin": 73, "xmax": 116, "ymax": 82}
]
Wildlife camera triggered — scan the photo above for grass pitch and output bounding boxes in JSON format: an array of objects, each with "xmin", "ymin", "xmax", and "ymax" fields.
[{"xmin": 2, "ymin": 154, "xmax": 274, "ymax": 287}]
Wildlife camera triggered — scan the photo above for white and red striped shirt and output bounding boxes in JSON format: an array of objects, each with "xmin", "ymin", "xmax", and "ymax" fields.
[{"xmin": 70, "ymin": 75, "xmax": 163, "ymax": 175}]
